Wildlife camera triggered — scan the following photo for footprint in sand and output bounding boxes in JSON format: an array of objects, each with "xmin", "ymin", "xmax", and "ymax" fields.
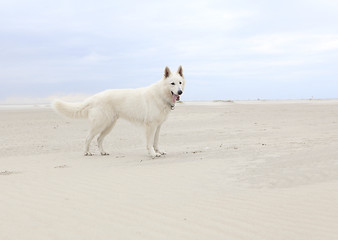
[
  {"xmin": 0, "ymin": 171, "xmax": 19, "ymax": 176},
  {"xmin": 54, "ymin": 165, "xmax": 70, "ymax": 169}
]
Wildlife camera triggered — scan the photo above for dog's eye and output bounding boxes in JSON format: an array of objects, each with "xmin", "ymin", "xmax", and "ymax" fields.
[
  {"xmin": 179, "ymin": 82, "xmax": 182, "ymax": 84},
  {"xmin": 171, "ymin": 82, "xmax": 175, "ymax": 85}
]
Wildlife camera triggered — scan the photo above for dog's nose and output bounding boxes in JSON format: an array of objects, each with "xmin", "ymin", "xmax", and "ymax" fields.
[{"xmin": 178, "ymin": 90, "xmax": 183, "ymax": 95}]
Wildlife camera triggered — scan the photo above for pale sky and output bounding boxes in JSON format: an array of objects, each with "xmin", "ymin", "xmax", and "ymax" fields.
[{"xmin": 1, "ymin": 0, "xmax": 338, "ymax": 103}]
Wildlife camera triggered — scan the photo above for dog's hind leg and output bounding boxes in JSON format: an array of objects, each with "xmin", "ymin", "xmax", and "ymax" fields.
[
  {"xmin": 153, "ymin": 124, "xmax": 166, "ymax": 155},
  {"xmin": 84, "ymin": 109, "xmax": 111, "ymax": 156},
  {"xmin": 85, "ymin": 128, "xmax": 99, "ymax": 156},
  {"xmin": 97, "ymin": 117, "xmax": 117, "ymax": 155},
  {"xmin": 146, "ymin": 125, "xmax": 161, "ymax": 158}
]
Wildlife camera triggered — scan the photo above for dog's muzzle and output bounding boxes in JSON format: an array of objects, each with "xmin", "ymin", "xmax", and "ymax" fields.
[{"xmin": 171, "ymin": 91, "xmax": 182, "ymax": 104}]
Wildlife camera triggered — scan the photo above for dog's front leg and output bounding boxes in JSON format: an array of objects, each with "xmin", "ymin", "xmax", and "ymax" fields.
[
  {"xmin": 154, "ymin": 125, "xmax": 166, "ymax": 155},
  {"xmin": 146, "ymin": 125, "xmax": 161, "ymax": 158}
]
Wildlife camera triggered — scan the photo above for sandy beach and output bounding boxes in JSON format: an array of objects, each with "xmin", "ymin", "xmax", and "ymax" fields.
[{"xmin": 1, "ymin": 100, "xmax": 338, "ymax": 240}]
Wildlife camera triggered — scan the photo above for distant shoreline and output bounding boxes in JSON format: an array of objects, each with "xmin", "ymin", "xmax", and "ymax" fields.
[{"xmin": 1, "ymin": 98, "xmax": 338, "ymax": 109}]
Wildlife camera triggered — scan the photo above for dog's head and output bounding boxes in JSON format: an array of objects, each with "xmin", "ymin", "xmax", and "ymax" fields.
[{"xmin": 163, "ymin": 66, "xmax": 186, "ymax": 104}]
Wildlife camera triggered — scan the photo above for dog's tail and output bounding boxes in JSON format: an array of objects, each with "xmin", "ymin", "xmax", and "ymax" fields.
[{"xmin": 52, "ymin": 99, "xmax": 89, "ymax": 119}]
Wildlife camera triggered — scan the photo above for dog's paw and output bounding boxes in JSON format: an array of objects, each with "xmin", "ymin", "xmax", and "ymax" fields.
[
  {"xmin": 84, "ymin": 152, "xmax": 93, "ymax": 156},
  {"xmin": 155, "ymin": 149, "xmax": 166, "ymax": 155},
  {"xmin": 149, "ymin": 151, "xmax": 161, "ymax": 159},
  {"xmin": 100, "ymin": 152, "xmax": 110, "ymax": 156},
  {"xmin": 152, "ymin": 152, "xmax": 162, "ymax": 158}
]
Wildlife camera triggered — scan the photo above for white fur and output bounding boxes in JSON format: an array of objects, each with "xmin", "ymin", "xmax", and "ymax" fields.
[{"xmin": 52, "ymin": 66, "xmax": 186, "ymax": 158}]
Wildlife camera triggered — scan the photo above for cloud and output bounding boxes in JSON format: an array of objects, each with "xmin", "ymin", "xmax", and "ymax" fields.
[
  {"xmin": 0, "ymin": 93, "xmax": 91, "ymax": 105},
  {"xmin": 248, "ymin": 33, "xmax": 338, "ymax": 54},
  {"xmin": 1, "ymin": 0, "xmax": 338, "ymax": 102},
  {"xmin": 81, "ymin": 52, "xmax": 113, "ymax": 63}
]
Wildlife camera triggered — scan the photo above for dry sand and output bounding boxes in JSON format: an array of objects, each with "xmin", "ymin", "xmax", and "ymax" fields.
[{"xmin": 1, "ymin": 100, "xmax": 338, "ymax": 240}]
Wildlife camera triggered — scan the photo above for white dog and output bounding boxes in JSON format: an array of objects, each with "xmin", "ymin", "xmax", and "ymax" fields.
[{"xmin": 52, "ymin": 66, "xmax": 185, "ymax": 158}]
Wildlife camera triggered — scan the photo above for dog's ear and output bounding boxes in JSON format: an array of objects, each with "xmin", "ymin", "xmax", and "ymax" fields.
[
  {"xmin": 164, "ymin": 66, "xmax": 171, "ymax": 78},
  {"xmin": 177, "ymin": 65, "xmax": 183, "ymax": 77}
]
